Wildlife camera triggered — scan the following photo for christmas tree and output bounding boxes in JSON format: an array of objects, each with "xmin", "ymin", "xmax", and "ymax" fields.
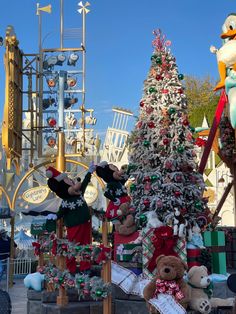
[{"xmin": 129, "ymin": 29, "xmax": 210, "ymax": 233}]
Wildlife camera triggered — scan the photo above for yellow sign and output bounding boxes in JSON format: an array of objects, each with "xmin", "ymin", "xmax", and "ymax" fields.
[
  {"xmin": 22, "ymin": 186, "xmax": 49, "ymax": 204},
  {"xmin": 84, "ymin": 184, "xmax": 98, "ymax": 205}
]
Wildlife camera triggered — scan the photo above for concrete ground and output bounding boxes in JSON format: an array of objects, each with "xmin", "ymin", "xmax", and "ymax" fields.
[{"xmin": 0, "ymin": 277, "xmax": 27, "ymax": 314}]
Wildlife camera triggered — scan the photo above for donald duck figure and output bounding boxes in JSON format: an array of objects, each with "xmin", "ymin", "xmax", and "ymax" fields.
[{"xmin": 211, "ymin": 13, "xmax": 236, "ymax": 91}]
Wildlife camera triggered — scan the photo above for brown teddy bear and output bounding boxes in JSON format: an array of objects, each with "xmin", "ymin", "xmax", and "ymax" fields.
[
  {"xmin": 187, "ymin": 265, "xmax": 235, "ymax": 313},
  {"xmin": 143, "ymin": 255, "xmax": 189, "ymax": 314},
  {"xmin": 114, "ymin": 202, "xmax": 136, "ymax": 235}
]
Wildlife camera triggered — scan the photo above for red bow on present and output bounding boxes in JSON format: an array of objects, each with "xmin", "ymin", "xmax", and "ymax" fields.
[
  {"xmin": 148, "ymin": 226, "xmax": 178, "ymax": 272},
  {"xmin": 154, "ymin": 279, "xmax": 184, "ymax": 301}
]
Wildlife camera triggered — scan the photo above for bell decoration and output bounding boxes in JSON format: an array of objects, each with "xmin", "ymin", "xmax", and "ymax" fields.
[
  {"xmin": 47, "ymin": 117, "xmax": 57, "ymax": 127},
  {"xmin": 46, "ymin": 136, "xmax": 56, "ymax": 148}
]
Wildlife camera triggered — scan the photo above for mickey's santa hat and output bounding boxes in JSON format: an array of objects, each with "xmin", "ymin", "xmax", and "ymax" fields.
[{"xmin": 46, "ymin": 166, "xmax": 67, "ymax": 182}]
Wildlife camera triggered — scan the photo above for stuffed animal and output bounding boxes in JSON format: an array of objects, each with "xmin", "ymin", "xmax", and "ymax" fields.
[
  {"xmin": 46, "ymin": 163, "xmax": 96, "ymax": 273},
  {"xmin": 173, "ymin": 208, "xmax": 188, "ymax": 238},
  {"xmin": 96, "ymin": 161, "xmax": 136, "ymax": 235},
  {"xmin": 143, "ymin": 255, "xmax": 189, "ymax": 313},
  {"xmin": 187, "ymin": 223, "xmax": 205, "ymax": 249},
  {"xmin": 187, "ymin": 265, "xmax": 235, "ymax": 313}
]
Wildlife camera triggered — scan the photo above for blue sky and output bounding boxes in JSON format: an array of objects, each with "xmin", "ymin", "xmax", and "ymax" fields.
[{"xmin": 0, "ymin": 0, "xmax": 235, "ymax": 137}]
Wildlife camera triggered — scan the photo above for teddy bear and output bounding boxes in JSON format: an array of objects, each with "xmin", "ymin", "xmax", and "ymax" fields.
[
  {"xmin": 143, "ymin": 255, "xmax": 189, "ymax": 314},
  {"xmin": 187, "ymin": 265, "xmax": 235, "ymax": 313},
  {"xmin": 96, "ymin": 161, "xmax": 136, "ymax": 235}
]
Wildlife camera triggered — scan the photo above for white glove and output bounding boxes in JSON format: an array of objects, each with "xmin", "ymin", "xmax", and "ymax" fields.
[
  {"xmin": 114, "ymin": 198, "xmax": 121, "ymax": 206},
  {"xmin": 88, "ymin": 162, "xmax": 96, "ymax": 173}
]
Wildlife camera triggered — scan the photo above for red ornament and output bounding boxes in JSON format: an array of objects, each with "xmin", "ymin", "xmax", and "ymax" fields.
[
  {"xmin": 162, "ymin": 89, "xmax": 169, "ymax": 94},
  {"xmin": 175, "ymin": 191, "xmax": 181, "ymax": 197},
  {"xmin": 146, "ymin": 106, "xmax": 154, "ymax": 114},
  {"xmin": 178, "ymin": 89, "xmax": 183, "ymax": 94},
  {"xmin": 137, "ymin": 121, "xmax": 142, "ymax": 129},
  {"xmin": 156, "ymin": 74, "xmax": 162, "ymax": 80},
  {"xmin": 148, "ymin": 121, "xmax": 155, "ymax": 128},
  {"xmin": 143, "ymin": 176, "xmax": 151, "ymax": 182},
  {"xmin": 163, "ymin": 138, "xmax": 169, "ymax": 145},
  {"xmin": 143, "ymin": 199, "xmax": 150, "ymax": 207},
  {"xmin": 140, "ymin": 100, "xmax": 145, "ymax": 107},
  {"xmin": 80, "ymin": 283, "xmax": 85, "ymax": 288},
  {"xmin": 182, "ymin": 119, "xmax": 189, "ymax": 126}
]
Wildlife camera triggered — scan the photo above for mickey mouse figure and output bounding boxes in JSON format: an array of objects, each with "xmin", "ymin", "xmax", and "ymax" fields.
[
  {"xmin": 96, "ymin": 161, "xmax": 136, "ymax": 235},
  {"xmin": 46, "ymin": 162, "xmax": 96, "ymax": 245}
]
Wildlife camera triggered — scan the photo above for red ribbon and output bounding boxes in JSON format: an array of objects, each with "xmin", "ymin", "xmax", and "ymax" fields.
[
  {"xmin": 32, "ymin": 242, "xmax": 41, "ymax": 256},
  {"xmin": 154, "ymin": 279, "xmax": 184, "ymax": 301},
  {"xmin": 147, "ymin": 226, "xmax": 178, "ymax": 272}
]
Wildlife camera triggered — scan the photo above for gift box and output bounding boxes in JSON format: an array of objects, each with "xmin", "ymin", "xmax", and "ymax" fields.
[
  {"xmin": 187, "ymin": 248, "xmax": 201, "ymax": 269},
  {"xmin": 113, "ymin": 231, "xmax": 140, "ymax": 261},
  {"xmin": 142, "ymin": 227, "xmax": 187, "ymax": 279},
  {"xmin": 203, "ymin": 231, "xmax": 227, "ymax": 275},
  {"xmin": 116, "ymin": 243, "xmax": 142, "ymax": 263}
]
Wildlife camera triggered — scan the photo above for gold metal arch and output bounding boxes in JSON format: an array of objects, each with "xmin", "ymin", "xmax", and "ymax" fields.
[
  {"xmin": 12, "ymin": 159, "xmax": 105, "ymax": 209},
  {"xmin": 0, "ymin": 185, "xmax": 11, "ymax": 209}
]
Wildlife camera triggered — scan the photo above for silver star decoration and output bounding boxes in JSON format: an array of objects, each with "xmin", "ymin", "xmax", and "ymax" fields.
[
  {"xmin": 62, "ymin": 200, "xmax": 69, "ymax": 208},
  {"xmin": 77, "ymin": 1, "xmax": 90, "ymax": 14},
  {"xmin": 76, "ymin": 199, "xmax": 84, "ymax": 207},
  {"xmin": 69, "ymin": 202, "xmax": 76, "ymax": 210}
]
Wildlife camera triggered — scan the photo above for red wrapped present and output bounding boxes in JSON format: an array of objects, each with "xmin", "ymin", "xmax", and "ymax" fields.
[
  {"xmin": 114, "ymin": 231, "xmax": 140, "ymax": 261},
  {"xmin": 187, "ymin": 248, "xmax": 201, "ymax": 269}
]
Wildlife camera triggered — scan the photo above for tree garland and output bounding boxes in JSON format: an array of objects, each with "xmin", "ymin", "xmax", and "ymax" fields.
[
  {"xmin": 38, "ymin": 265, "xmax": 111, "ymax": 300},
  {"xmin": 33, "ymin": 232, "xmax": 111, "ymax": 265},
  {"xmin": 75, "ymin": 274, "xmax": 111, "ymax": 300}
]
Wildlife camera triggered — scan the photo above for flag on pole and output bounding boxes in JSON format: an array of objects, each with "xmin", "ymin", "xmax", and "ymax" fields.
[{"xmin": 36, "ymin": 4, "xmax": 52, "ymax": 15}]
